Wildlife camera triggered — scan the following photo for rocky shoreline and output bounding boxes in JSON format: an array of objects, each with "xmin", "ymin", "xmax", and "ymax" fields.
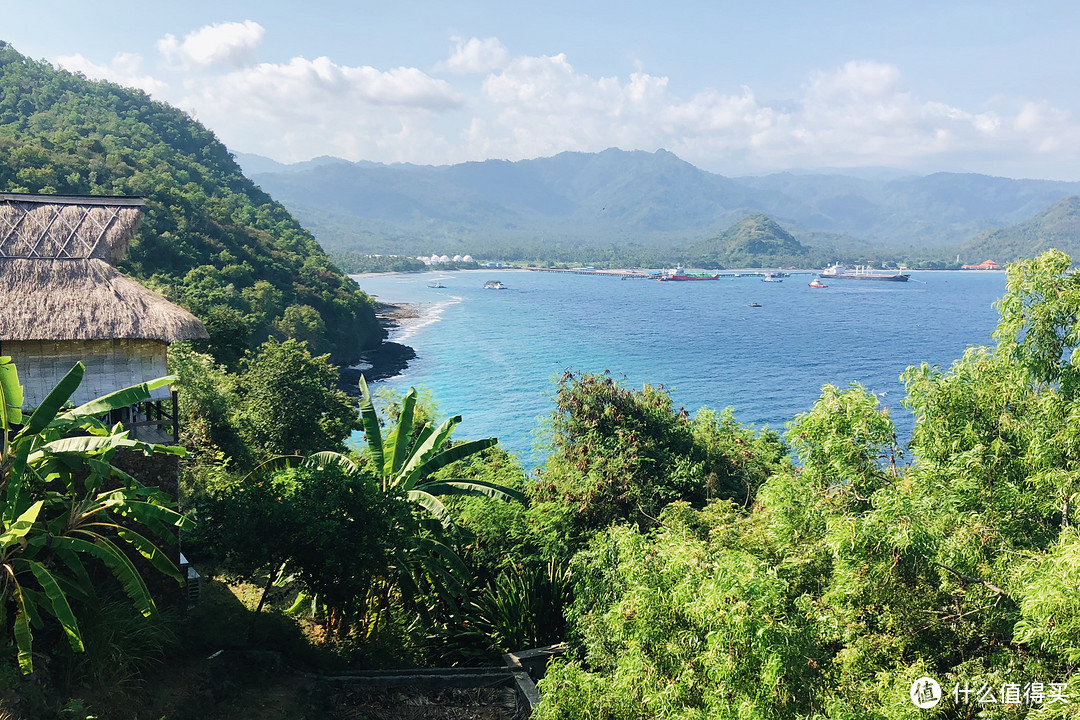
[{"xmin": 339, "ymin": 302, "xmax": 419, "ymax": 392}]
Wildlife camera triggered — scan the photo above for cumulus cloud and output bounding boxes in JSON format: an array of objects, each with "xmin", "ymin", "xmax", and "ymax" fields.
[
  {"xmin": 168, "ymin": 55, "xmax": 463, "ymax": 164},
  {"xmin": 466, "ymin": 55, "xmax": 1080, "ymax": 176},
  {"xmin": 475, "ymin": 53, "xmax": 777, "ymax": 162},
  {"xmin": 184, "ymin": 56, "xmax": 461, "ymax": 117},
  {"xmin": 157, "ymin": 20, "xmax": 265, "ymax": 68},
  {"xmin": 126, "ymin": 26, "xmax": 1077, "ymax": 178},
  {"xmin": 56, "ymin": 53, "xmax": 167, "ymax": 95},
  {"xmin": 436, "ymin": 37, "xmax": 509, "ymax": 75}
]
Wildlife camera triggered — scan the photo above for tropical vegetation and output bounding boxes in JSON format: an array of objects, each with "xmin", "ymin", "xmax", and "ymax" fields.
[
  {"xmin": 0, "ymin": 359, "xmax": 187, "ymax": 674},
  {"xmin": 7, "ymin": 34, "xmax": 1080, "ymax": 720},
  {"xmin": 0, "ymin": 42, "xmax": 382, "ymax": 370}
]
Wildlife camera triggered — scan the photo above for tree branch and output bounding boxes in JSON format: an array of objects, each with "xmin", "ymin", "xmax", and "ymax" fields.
[{"xmin": 932, "ymin": 561, "xmax": 1010, "ymax": 600}]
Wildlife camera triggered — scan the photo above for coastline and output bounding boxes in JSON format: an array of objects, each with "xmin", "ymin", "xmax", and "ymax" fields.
[{"xmin": 339, "ymin": 301, "xmax": 419, "ymax": 391}]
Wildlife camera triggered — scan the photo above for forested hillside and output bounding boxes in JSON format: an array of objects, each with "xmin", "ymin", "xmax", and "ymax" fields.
[
  {"xmin": 0, "ymin": 42, "xmax": 382, "ymax": 368},
  {"xmin": 962, "ymin": 195, "xmax": 1080, "ymax": 263},
  {"xmin": 692, "ymin": 212, "xmax": 811, "ymax": 268},
  {"xmin": 245, "ymin": 149, "xmax": 1080, "ymax": 264}
]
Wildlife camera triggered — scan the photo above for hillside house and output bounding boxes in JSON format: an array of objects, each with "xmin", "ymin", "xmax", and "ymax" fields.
[{"xmin": 0, "ymin": 193, "xmax": 207, "ymax": 439}]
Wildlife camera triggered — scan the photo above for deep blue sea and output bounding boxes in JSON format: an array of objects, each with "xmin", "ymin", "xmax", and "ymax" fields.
[{"xmin": 350, "ymin": 270, "xmax": 1007, "ymax": 469}]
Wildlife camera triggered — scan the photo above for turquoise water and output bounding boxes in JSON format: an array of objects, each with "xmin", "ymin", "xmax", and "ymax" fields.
[{"xmin": 351, "ymin": 270, "xmax": 1007, "ymax": 469}]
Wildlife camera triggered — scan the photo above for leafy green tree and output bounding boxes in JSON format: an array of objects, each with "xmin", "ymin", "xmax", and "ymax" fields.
[
  {"xmin": 993, "ymin": 248, "xmax": 1080, "ymax": 397},
  {"xmin": 190, "ymin": 454, "xmax": 405, "ymax": 629},
  {"xmin": 235, "ymin": 339, "xmax": 360, "ymax": 458},
  {"xmin": 535, "ymin": 253, "xmax": 1080, "ymax": 719},
  {"xmin": 275, "ymin": 304, "xmax": 331, "ymax": 357},
  {"xmin": 0, "ymin": 359, "xmax": 188, "ymax": 674},
  {"xmin": 537, "ymin": 504, "xmax": 821, "ymax": 720},
  {"xmin": 528, "ymin": 371, "xmax": 787, "ymax": 560}
]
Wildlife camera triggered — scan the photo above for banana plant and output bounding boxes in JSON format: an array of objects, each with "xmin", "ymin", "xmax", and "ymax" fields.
[
  {"xmin": 274, "ymin": 380, "xmax": 525, "ymax": 636},
  {"xmin": 0, "ymin": 358, "xmax": 190, "ymax": 673},
  {"xmin": 357, "ymin": 376, "xmax": 524, "ymax": 529}
]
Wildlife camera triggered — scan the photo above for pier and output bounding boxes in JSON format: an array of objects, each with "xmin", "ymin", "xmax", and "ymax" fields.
[
  {"xmin": 523, "ymin": 266, "xmax": 654, "ymax": 278},
  {"xmin": 524, "ymin": 267, "xmax": 814, "ymax": 279}
]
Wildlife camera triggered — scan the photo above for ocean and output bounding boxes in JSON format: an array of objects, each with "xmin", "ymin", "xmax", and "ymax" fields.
[{"xmin": 350, "ymin": 270, "xmax": 1007, "ymax": 469}]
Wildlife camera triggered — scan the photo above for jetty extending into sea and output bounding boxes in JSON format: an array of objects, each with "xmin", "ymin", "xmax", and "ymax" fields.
[{"xmin": 523, "ymin": 266, "xmax": 811, "ymax": 279}]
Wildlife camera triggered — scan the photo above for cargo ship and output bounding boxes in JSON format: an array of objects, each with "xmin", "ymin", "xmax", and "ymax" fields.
[
  {"xmin": 657, "ymin": 267, "xmax": 720, "ymax": 281},
  {"xmin": 821, "ymin": 264, "xmax": 909, "ymax": 282}
]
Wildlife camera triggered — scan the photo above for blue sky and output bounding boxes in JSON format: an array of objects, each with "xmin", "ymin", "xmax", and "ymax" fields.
[{"xmin": 4, "ymin": 1, "xmax": 1079, "ymax": 179}]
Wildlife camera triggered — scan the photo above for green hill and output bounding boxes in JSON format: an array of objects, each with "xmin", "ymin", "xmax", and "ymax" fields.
[
  {"xmin": 692, "ymin": 213, "xmax": 810, "ymax": 268},
  {"xmin": 962, "ymin": 195, "xmax": 1080, "ymax": 264},
  {"xmin": 0, "ymin": 42, "xmax": 382, "ymax": 368},
  {"xmin": 246, "ymin": 148, "xmax": 1080, "ymax": 263}
]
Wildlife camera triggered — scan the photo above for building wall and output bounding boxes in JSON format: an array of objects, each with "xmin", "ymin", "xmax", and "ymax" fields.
[{"xmin": 5, "ymin": 338, "xmax": 170, "ymax": 408}]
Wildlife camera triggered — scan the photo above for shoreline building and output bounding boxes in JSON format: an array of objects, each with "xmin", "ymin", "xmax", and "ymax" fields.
[
  {"xmin": 0, "ymin": 193, "xmax": 207, "ymax": 438},
  {"xmin": 961, "ymin": 259, "xmax": 1001, "ymax": 270}
]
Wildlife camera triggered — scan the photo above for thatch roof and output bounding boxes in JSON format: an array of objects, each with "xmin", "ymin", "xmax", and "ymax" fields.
[
  {"xmin": 0, "ymin": 193, "xmax": 144, "ymax": 265},
  {"xmin": 0, "ymin": 258, "xmax": 208, "ymax": 342},
  {"xmin": 0, "ymin": 194, "xmax": 207, "ymax": 343}
]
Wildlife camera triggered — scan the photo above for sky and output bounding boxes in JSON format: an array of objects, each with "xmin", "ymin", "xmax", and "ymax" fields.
[{"xmin": 3, "ymin": 1, "xmax": 1079, "ymax": 180}]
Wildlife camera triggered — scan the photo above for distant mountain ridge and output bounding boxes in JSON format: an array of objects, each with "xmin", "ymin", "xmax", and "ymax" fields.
[
  {"xmin": 962, "ymin": 196, "xmax": 1080, "ymax": 263},
  {"xmin": 245, "ymin": 150, "xmax": 1080, "ymax": 259}
]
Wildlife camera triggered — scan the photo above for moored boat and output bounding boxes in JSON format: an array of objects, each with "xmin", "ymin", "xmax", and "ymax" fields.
[
  {"xmin": 657, "ymin": 267, "xmax": 720, "ymax": 282},
  {"xmin": 821, "ymin": 264, "xmax": 909, "ymax": 282}
]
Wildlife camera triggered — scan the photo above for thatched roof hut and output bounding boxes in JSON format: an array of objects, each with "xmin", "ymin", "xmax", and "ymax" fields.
[
  {"xmin": 0, "ymin": 192, "xmax": 143, "ymax": 264},
  {"xmin": 0, "ymin": 193, "xmax": 207, "ymax": 410},
  {"xmin": 0, "ymin": 258, "xmax": 208, "ymax": 342}
]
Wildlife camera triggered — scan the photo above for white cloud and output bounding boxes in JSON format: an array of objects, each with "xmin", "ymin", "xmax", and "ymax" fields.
[
  {"xmin": 157, "ymin": 20, "xmax": 265, "ymax": 68},
  {"xmin": 56, "ymin": 52, "xmax": 167, "ymax": 96},
  {"xmin": 118, "ymin": 26, "xmax": 1076, "ymax": 178},
  {"xmin": 436, "ymin": 37, "xmax": 508, "ymax": 75},
  {"xmin": 169, "ymin": 55, "xmax": 463, "ymax": 164},
  {"xmin": 184, "ymin": 56, "xmax": 461, "ymax": 117}
]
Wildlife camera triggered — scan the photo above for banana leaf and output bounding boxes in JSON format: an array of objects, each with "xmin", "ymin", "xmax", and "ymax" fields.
[
  {"xmin": 358, "ymin": 376, "xmax": 385, "ymax": 472},
  {"xmin": 0, "ymin": 355, "xmax": 24, "ymax": 430},
  {"xmin": 400, "ymin": 437, "xmax": 497, "ymax": 489},
  {"xmin": 407, "ymin": 489, "xmax": 454, "ymax": 529},
  {"xmin": 116, "ymin": 527, "xmax": 183, "ymax": 582},
  {"xmin": 11, "ymin": 583, "xmax": 33, "ymax": 673},
  {"xmin": 302, "ymin": 451, "xmax": 358, "ymax": 473},
  {"xmin": 55, "ymin": 533, "xmax": 157, "ymax": 619},
  {"xmin": 65, "ymin": 375, "xmax": 175, "ymax": 417},
  {"xmin": 25, "ymin": 560, "xmax": 84, "ymax": 652},
  {"xmin": 113, "ymin": 500, "xmax": 190, "ymax": 531},
  {"xmin": 21, "ymin": 362, "xmax": 84, "ymax": 436},
  {"xmin": 0, "ymin": 500, "xmax": 44, "ymax": 548},
  {"xmin": 415, "ymin": 479, "xmax": 525, "ymax": 504},
  {"xmin": 386, "ymin": 388, "xmax": 417, "ymax": 477}
]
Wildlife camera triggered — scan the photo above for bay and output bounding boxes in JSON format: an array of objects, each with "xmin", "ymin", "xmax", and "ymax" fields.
[{"xmin": 351, "ymin": 270, "xmax": 1007, "ymax": 469}]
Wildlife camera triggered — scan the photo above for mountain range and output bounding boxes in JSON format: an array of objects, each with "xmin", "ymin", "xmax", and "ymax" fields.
[{"xmin": 240, "ymin": 149, "xmax": 1080, "ymax": 263}]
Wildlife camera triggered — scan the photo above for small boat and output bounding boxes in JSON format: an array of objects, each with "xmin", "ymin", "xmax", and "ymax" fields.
[
  {"xmin": 428, "ymin": 282, "xmax": 446, "ymax": 288},
  {"xmin": 483, "ymin": 280, "xmax": 505, "ymax": 290},
  {"xmin": 748, "ymin": 302, "xmax": 762, "ymax": 307},
  {"xmin": 762, "ymin": 273, "xmax": 783, "ymax": 283},
  {"xmin": 808, "ymin": 278, "xmax": 827, "ymax": 288}
]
